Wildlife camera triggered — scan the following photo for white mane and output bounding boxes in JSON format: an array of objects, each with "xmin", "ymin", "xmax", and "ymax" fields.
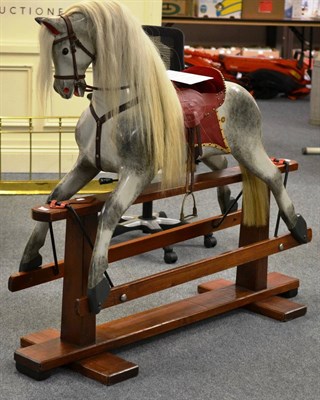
[{"xmin": 37, "ymin": 25, "xmax": 55, "ymax": 113}]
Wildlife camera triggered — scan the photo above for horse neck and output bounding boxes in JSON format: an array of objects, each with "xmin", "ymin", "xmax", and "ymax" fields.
[{"xmin": 90, "ymin": 69, "xmax": 131, "ymax": 116}]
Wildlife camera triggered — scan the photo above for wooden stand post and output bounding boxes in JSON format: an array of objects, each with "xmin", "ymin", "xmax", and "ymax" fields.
[
  {"xmin": 61, "ymin": 213, "xmax": 97, "ymax": 346},
  {"xmin": 9, "ymin": 162, "xmax": 311, "ymax": 385}
]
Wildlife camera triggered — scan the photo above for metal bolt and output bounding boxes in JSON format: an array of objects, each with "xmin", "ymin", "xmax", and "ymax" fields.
[
  {"xmin": 120, "ymin": 293, "xmax": 127, "ymax": 302},
  {"xmin": 278, "ymin": 243, "xmax": 284, "ymax": 251}
]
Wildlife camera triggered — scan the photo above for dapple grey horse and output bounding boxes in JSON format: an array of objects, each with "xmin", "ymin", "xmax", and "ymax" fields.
[{"xmin": 19, "ymin": 0, "xmax": 307, "ymax": 314}]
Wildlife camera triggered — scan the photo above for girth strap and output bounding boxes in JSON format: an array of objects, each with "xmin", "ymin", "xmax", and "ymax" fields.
[{"xmin": 89, "ymin": 98, "xmax": 138, "ymax": 170}]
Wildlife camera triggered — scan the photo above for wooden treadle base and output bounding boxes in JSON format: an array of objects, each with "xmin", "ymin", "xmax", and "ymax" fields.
[{"xmin": 15, "ymin": 272, "xmax": 305, "ymax": 383}]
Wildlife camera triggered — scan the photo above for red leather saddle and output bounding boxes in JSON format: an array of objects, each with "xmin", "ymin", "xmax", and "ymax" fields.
[{"xmin": 174, "ymin": 66, "xmax": 229, "ymax": 154}]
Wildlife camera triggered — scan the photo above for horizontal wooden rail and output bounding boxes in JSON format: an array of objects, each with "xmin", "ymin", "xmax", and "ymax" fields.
[
  {"xmin": 8, "ymin": 212, "xmax": 241, "ymax": 292},
  {"xmin": 75, "ymin": 229, "xmax": 312, "ymax": 316}
]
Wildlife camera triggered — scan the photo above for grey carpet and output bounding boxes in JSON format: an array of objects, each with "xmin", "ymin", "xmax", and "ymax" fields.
[{"xmin": 0, "ymin": 96, "xmax": 319, "ymax": 400}]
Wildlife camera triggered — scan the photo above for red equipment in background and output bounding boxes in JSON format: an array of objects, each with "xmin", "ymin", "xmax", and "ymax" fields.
[{"xmin": 184, "ymin": 47, "xmax": 311, "ymax": 99}]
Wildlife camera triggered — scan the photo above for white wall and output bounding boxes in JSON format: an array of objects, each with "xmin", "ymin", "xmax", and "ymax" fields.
[{"xmin": 0, "ymin": 0, "xmax": 162, "ymax": 173}]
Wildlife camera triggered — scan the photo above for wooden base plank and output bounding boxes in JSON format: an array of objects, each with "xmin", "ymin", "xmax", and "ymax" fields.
[
  {"xmin": 198, "ymin": 279, "xmax": 233, "ymax": 293},
  {"xmin": 15, "ymin": 272, "xmax": 300, "ymax": 376},
  {"xmin": 19, "ymin": 328, "xmax": 138, "ymax": 385}
]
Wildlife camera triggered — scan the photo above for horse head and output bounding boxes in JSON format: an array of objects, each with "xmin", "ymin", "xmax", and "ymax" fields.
[{"xmin": 36, "ymin": 13, "xmax": 95, "ymax": 99}]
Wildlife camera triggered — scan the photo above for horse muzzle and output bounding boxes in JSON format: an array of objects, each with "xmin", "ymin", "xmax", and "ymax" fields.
[{"xmin": 53, "ymin": 78, "xmax": 86, "ymax": 99}]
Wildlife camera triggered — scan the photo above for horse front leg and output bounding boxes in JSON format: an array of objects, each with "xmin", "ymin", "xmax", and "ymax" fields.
[
  {"xmin": 19, "ymin": 157, "xmax": 98, "ymax": 271},
  {"xmin": 87, "ymin": 171, "xmax": 153, "ymax": 314}
]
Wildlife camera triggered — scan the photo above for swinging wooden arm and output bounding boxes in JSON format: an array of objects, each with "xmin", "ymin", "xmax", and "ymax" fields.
[
  {"xmin": 9, "ymin": 161, "xmax": 300, "ymax": 293},
  {"xmin": 30, "ymin": 162, "xmax": 299, "ymax": 223}
]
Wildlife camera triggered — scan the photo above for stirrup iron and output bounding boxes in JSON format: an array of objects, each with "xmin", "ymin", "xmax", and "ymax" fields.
[{"xmin": 180, "ymin": 192, "xmax": 198, "ymax": 222}]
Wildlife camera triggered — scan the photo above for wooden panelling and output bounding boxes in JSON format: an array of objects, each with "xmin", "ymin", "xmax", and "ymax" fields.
[{"xmin": 0, "ymin": 65, "xmax": 32, "ymax": 116}]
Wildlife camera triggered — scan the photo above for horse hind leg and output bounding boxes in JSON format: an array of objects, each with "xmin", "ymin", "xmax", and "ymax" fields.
[
  {"xmin": 221, "ymin": 81, "xmax": 307, "ymax": 242},
  {"xmin": 201, "ymin": 150, "xmax": 238, "ymax": 214},
  {"xmin": 237, "ymin": 148, "xmax": 308, "ymax": 243}
]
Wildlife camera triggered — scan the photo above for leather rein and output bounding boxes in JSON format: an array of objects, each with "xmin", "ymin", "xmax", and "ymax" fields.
[{"xmin": 53, "ymin": 14, "xmax": 97, "ymax": 93}]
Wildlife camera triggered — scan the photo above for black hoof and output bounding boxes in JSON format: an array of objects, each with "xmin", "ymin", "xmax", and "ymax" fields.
[
  {"xmin": 19, "ymin": 254, "xmax": 42, "ymax": 272},
  {"xmin": 289, "ymin": 214, "xmax": 308, "ymax": 244},
  {"xmin": 87, "ymin": 277, "xmax": 111, "ymax": 314},
  {"xmin": 221, "ymin": 197, "xmax": 238, "ymax": 214},
  {"xmin": 227, "ymin": 197, "xmax": 239, "ymax": 213}
]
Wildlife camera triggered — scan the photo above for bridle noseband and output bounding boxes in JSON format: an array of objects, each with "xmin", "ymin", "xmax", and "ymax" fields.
[{"xmin": 53, "ymin": 14, "xmax": 97, "ymax": 92}]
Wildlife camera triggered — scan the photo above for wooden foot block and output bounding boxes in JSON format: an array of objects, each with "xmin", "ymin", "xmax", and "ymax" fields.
[
  {"xmin": 20, "ymin": 328, "xmax": 60, "ymax": 348},
  {"xmin": 72, "ymin": 352, "xmax": 139, "ymax": 385},
  {"xmin": 246, "ymin": 296, "xmax": 307, "ymax": 321},
  {"xmin": 198, "ymin": 273, "xmax": 306, "ymax": 322}
]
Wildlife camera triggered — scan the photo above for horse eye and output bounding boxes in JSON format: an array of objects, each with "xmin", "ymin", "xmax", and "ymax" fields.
[{"xmin": 62, "ymin": 48, "xmax": 69, "ymax": 55}]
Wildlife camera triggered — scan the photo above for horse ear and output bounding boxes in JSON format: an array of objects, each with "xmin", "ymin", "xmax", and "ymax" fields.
[{"xmin": 35, "ymin": 17, "xmax": 62, "ymax": 36}]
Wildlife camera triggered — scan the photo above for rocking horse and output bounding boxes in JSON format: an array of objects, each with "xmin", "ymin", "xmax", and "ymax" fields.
[{"xmin": 19, "ymin": 0, "xmax": 307, "ymax": 315}]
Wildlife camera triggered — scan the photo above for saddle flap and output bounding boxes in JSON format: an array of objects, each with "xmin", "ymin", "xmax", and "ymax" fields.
[
  {"xmin": 174, "ymin": 66, "xmax": 226, "ymax": 128},
  {"xmin": 176, "ymin": 88, "xmax": 206, "ymax": 128}
]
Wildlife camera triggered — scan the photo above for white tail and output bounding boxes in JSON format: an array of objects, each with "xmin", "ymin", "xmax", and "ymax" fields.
[{"xmin": 240, "ymin": 165, "xmax": 269, "ymax": 227}]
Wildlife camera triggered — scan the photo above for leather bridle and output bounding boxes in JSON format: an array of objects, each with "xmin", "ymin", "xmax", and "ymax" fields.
[{"xmin": 53, "ymin": 14, "xmax": 97, "ymax": 93}]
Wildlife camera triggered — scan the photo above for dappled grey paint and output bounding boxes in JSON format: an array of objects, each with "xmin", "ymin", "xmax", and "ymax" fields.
[{"xmin": 19, "ymin": 1, "xmax": 307, "ymax": 315}]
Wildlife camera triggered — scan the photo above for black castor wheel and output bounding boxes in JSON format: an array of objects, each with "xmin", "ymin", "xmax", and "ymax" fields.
[
  {"xmin": 203, "ymin": 233, "xmax": 217, "ymax": 249},
  {"xmin": 163, "ymin": 246, "xmax": 178, "ymax": 264}
]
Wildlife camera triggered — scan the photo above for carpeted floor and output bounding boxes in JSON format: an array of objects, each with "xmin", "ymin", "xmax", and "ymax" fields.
[{"xmin": 0, "ymin": 96, "xmax": 319, "ymax": 400}]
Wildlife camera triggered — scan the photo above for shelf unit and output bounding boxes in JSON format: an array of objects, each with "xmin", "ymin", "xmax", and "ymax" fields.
[{"xmin": 162, "ymin": 17, "xmax": 320, "ymax": 60}]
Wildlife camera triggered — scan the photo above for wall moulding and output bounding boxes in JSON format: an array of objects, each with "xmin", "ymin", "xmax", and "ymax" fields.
[
  {"xmin": 1, "ymin": 43, "xmax": 39, "ymax": 55},
  {"xmin": 0, "ymin": 65, "xmax": 33, "ymax": 117}
]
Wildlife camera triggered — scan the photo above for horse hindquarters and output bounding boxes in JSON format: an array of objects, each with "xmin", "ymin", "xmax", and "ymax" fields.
[{"xmin": 221, "ymin": 82, "xmax": 307, "ymax": 242}]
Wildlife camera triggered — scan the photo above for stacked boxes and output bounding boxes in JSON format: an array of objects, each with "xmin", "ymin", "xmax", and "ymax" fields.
[
  {"xmin": 241, "ymin": 0, "xmax": 285, "ymax": 19},
  {"xmin": 162, "ymin": 1, "xmax": 319, "ymax": 19},
  {"xmin": 162, "ymin": 1, "xmax": 196, "ymax": 16},
  {"xmin": 285, "ymin": 0, "xmax": 302, "ymax": 18},
  {"xmin": 197, "ymin": 0, "xmax": 242, "ymax": 18},
  {"xmin": 301, "ymin": 0, "xmax": 320, "ymax": 18}
]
